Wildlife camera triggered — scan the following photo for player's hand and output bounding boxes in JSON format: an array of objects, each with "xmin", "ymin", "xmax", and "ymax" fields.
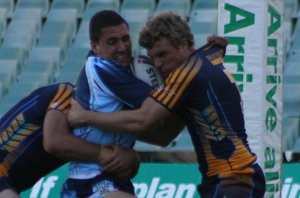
[
  {"xmin": 100, "ymin": 145, "xmax": 140, "ymax": 181},
  {"xmin": 207, "ymin": 34, "xmax": 228, "ymax": 47},
  {"xmin": 207, "ymin": 34, "xmax": 228, "ymax": 57},
  {"xmin": 68, "ymin": 100, "xmax": 87, "ymax": 127}
]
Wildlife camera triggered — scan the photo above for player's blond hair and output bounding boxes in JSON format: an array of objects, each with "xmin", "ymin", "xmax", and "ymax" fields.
[{"xmin": 139, "ymin": 12, "xmax": 194, "ymax": 49}]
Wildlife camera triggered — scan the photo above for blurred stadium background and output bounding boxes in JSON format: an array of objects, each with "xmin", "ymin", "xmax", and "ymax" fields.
[{"xmin": 0, "ymin": 0, "xmax": 299, "ymax": 197}]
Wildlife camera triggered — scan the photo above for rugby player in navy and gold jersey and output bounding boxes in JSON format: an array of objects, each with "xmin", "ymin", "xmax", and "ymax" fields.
[
  {"xmin": 0, "ymin": 83, "xmax": 139, "ymax": 198},
  {"xmin": 68, "ymin": 12, "xmax": 266, "ymax": 198}
]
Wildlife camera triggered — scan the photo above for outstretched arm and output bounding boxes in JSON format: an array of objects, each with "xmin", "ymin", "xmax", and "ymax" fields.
[{"xmin": 68, "ymin": 97, "xmax": 178, "ymax": 145}]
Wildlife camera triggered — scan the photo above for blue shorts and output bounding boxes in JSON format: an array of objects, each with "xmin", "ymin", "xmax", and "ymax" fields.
[
  {"xmin": 198, "ymin": 163, "xmax": 266, "ymax": 198},
  {"xmin": 0, "ymin": 177, "xmax": 20, "ymax": 194},
  {"xmin": 61, "ymin": 174, "xmax": 135, "ymax": 198}
]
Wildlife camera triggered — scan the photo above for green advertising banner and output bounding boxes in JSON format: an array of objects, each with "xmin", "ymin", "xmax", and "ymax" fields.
[
  {"xmin": 282, "ymin": 163, "xmax": 300, "ymax": 198},
  {"xmin": 20, "ymin": 163, "xmax": 300, "ymax": 198},
  {"xmin": 21, "ymin": 163, "xmax": 201, "ymax": 198},
  {"xmin": 132, "ymin": 164, "xmax": 200, "ymax": 198}
]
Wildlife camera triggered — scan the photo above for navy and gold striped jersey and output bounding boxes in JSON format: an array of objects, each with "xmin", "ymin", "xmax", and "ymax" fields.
[
  {"xmin": 151, "ymin": 44, "xmax": 257, "ymax": 179},
  {"xmin": 0, "ymin": 83, "xmax": 73, "ymax": 192}
]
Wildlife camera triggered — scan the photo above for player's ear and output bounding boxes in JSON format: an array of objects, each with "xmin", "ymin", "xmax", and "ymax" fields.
[
  {"xmin": 90, "ymin": 41, "xmax": 97, "ymax": 53},
  {"xmin": 179, "ymin": 39, "xmax": 190, "ymax": 55}
]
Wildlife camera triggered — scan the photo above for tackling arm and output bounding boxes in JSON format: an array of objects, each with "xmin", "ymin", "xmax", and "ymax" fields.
[
  {"xmin": 68, "ymin": 98, "xmax": 183, "ymax": 146},
  {"xmin": 43, "ymin": 109, "xmax": 140, "ymax": 180},
  {"xmin": 137, "ymin": 114, "xmax": 185, "ymax": 147},
  {"xmin": 43, "ymin": 109, "xmax": 104, "ymax": 162}
]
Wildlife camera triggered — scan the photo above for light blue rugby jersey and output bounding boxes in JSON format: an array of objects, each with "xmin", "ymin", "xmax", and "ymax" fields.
[{"xmin": 69, "ymin": 51, "xmax": 153, "ymax": 179}]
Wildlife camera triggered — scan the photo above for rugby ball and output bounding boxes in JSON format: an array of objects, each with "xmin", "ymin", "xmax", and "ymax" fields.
[{"xmin": 131, "ymin": 55, "xmax": 163, "ymax": 88}]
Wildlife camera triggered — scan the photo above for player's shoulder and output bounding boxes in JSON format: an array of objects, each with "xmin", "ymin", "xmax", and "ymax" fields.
[
  {"xmin": 196, "ymin": 43, "xmax": 225, "ymax": 66},
  {"xmin": 39, "ymin": 83, "xmax": 74, "ymax": 100}
]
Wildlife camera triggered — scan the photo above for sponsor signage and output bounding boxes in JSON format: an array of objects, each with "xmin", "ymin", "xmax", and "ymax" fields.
[
  {"xmin": 21, "ymin": 163, "xmax": 300, "ymax": 198},
  {"xmin": 218, "ymin": 1, "xmax": 284, "ymax": 197}
]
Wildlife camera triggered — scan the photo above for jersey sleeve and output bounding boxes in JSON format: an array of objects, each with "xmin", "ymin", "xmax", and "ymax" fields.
[
  {"xmin": 94, "ymin": 61, "xmax": 153, "ymax": 109},
  {"xmin": 151, "ymin": 55, "xmax": 203, "ymax": 112},
  {"xmin": 47, "ymin": 83, "xmax": 73, "ymax": 114}
]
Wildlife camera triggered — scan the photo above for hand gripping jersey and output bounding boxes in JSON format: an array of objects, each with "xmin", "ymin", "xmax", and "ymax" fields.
[
  {"xmin": 70, "ymin": 52, "xmax": 153, "ymax": 179},
  {"xmin": 0, "ymin": 83, "xmax": 73, "ymax": 192},
  {"xmin": 151, "ymin": 43, "xmax": 257, "ymax": 179}
]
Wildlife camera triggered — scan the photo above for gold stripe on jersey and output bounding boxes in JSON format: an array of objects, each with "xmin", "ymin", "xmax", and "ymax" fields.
[
  {"xmin": 0, "ymin": 114, "xmax": 39, "ymax": 176},
  {"xmin": 223, "ymin": 70, "xmax": 235, "ymax": 83},
  {"xmin": 152, "ymin": 56, "xmax": 203, "ymax": 110},
  {"xmin": 48, "ymin": 84, "xmax": 73, "ymax": 114},
  {"xmin": 157, "ymin": 64, "xmax": 186, "ymax": 102},
  {"xmin": 169, "ymin": 57, "xmax": 202, "ymax": 109},
  {"xmin": 188, "ymin": 106, "xmax": 256, "ymax": 177},
  {"xmin": 206, "ymin": 50, "xmax": 224, "ymax": 65},
  {"xmin": 202, "ymin": 43, "xmax": 224, "ymax": 65}
]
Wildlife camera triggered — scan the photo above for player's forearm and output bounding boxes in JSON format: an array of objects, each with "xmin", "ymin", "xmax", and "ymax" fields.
[
  {"xmin": 44, "ymin": 110, "xmax": 107, "ymax": 163},
  {"xmin": 138, "ymin": 114, "xmax": 185, "ymax": 147},
  {"xmin": 45, "ymin": 134, "xmax": 102, "ymax": 163},
  {"xmin": 68, "ymin": 98, "xmax": 170, "ymax": 135},
  {"xmin": 81, "ymin": 109, "xmax": 148, "ymax": 135}
]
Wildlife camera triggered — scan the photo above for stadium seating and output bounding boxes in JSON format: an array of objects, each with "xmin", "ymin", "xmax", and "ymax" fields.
[
  {"xmin": 23, "ymin": 60, "xmax": 57, "ymax": 83},
  {"xmin": 82, "ymin": 0, "xmax": 120, "ymax": 22},
  {"xmin": 16, "ymin": 0, "xmax": 49, "ymax": 17},
  {"xmin": 0, "ymin": 94, "xmax": 25, "ymax": 114},
  {"xmin": 38, "ymin": 32, "xmax": 73, "ymax": 61},
  {"xmin": 13, "ymin": 8, "xmax": 43, "ymax": 34},
  {"xmin": 57, "ymin": 61, "xmax": 84, "ymax": 84},
  {"xmin": 51, "ymin": 0, "xmax": 85, "ymax": 18},
  {"xmin": 9, "ymin": 81, "xmax": 40, "ymax": 95},
  {"xmin": 283, "ymin": 117, "xmax": 300, "ymax": 151},
  {"xmin": 57, "ymin": 48, "xmax": 88, "ymax": 83},
  {"xmin": 121, "ymin": 0, "xmax": 156, "ymax": 15},
  {"xmin": 73, "ymin": 21, "xmax": 90, "ymax": 49},
  {"xmin": 28, "ymin": 47, "xmax": 61, "ymax": 80},
  {"xmin": 2, "ymin": 35, "xmax": 36, "ymax": 59},
  {"xmin": 0, "ymin": 47, "xmax": 27, "ymax": 76},
  {"xmin": 282, "ymin": 1, "xmax": 300, "ymax": 153},
  {"xmin": 0, "ymin": 60, "xmax": 18, "ymax": 95},
  {"xmin": 120, "ymin": 9, "xmax": 150, "ymax": 55},
  {"xmin": 155, "ymin": 0, "xmax": 191, "ymax": 18},
  {"xmin": 189, "ymin": 7, "xmax": 218, "ymax": 23},
  {"xmin": 192, "ymin": 0, "xmax": 218, "ymax": 9},
  {"xmin": 5, "ymin": 20, "xmax": 40, "ymax": 41},
  {"xmin": 0, "ymin": 9, "xmax": 7, "ymax": 38},
  {"xmin": 0, "ymin": 0, "xmax": 14, "ymax": 18},
  {"xmin": 46, "ymin": 9, "xmax": 78, "ymax": 38},
  {"xmin": 193, "ymin": 34, "xmax": 209, "ymax": 49}
]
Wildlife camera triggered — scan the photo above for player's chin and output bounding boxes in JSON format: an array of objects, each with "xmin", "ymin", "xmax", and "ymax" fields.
[{"xmin": 117, "ymin": 56, "xmax": 131, "ymax": 67}]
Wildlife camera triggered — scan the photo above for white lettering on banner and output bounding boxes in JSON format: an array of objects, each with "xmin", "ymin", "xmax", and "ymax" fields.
[
  {"xmin": 30, "ymin": 176, "xmax": 58, "ymax": 198},
  {"xmin": 41, "ymin": 176, "xmax": 58, "ymax": 197},
  {"xmin": 282, "ymin": 178, "xmax": 300, "ymax": 198},
  {"xmin": 133, "ymin": 177, "xmax": 196, "ymax": 198},
  {"xmin": 30, "ymin": 178, "xmax": 44, "ymax": 198}
]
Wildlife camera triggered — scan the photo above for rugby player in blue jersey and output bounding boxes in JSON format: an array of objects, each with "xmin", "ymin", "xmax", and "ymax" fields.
[
  {"xmin": 60, "ymin": 10, "xmax": 191, "ymax": 198},
  {"xmin": 0, "ymin": 83, "xmax": 139, "ymax": 198},
  {"xmin": 68, "ymin": 12, "xmax": 266, "ymax": 198}
]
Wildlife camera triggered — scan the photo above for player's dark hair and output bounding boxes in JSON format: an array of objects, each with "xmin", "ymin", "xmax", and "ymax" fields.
[{"xmin": 89, "ymin": 10, "xmax": 129, "ymax": 43}]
